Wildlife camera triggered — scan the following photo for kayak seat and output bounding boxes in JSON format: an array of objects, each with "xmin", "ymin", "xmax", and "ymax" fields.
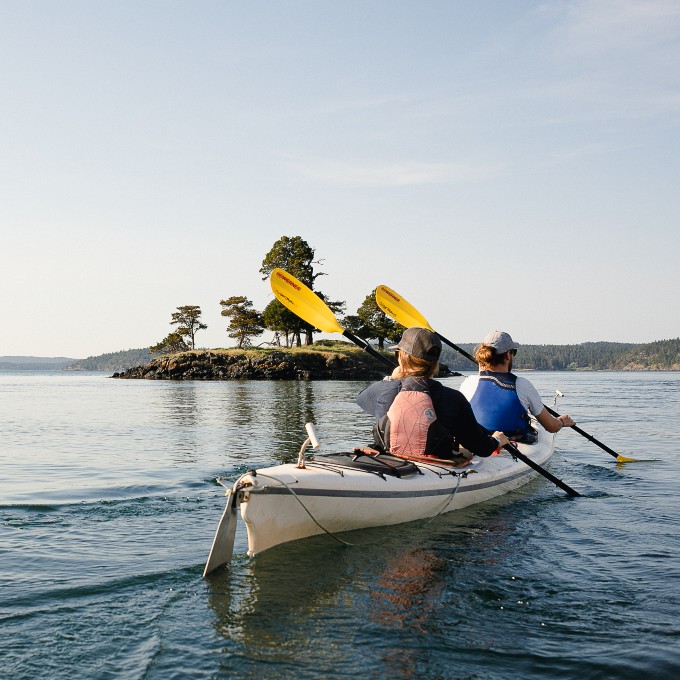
[{"xmin": 314, "ymin": 451, "xmax": 422, "ymax": 478}]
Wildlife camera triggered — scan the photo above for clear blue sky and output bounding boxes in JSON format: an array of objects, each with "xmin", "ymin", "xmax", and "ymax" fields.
[{"xmin": 2, "ymin": 0, "xmax": 679, "ymax": 358}]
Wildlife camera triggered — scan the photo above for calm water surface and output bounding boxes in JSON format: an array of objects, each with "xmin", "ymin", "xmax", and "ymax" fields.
[{"xmin": 1, "ymin": 371, "xmax": 679, "ymax": 679}]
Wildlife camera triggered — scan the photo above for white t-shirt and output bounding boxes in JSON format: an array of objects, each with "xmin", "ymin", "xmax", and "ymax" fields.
[{"xmin": 459, "ymin": 374, "xmax": 545, "ymax": 417}]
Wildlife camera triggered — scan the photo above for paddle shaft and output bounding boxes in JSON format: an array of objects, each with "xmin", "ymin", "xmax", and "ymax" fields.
[
  {"xmin": 544, "ymin": 405, "xmax": 623, "ymax": 459},
  {"xmin": 342, "ymin": 329, "xmax": 397, "ymax": 370},
  {"xmin": 433, "ymin": 332, "xmax": 625, "ymax": 462},
  {"xmin": 504, "ymin": 442, "xmax": 580, "ymax": 496},
  {"xmin": 434, "ymin": 333, "xmax": 476, "ymax": 364}
]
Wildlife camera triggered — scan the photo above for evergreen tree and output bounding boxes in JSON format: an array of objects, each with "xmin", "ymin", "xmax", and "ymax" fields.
[
  {"xmin": 150, "ymin": 332, "xmax": 190, "ymax": 356},
  {"xmin": 170, "ymin": 305, "xmax": 207, "ymax": 349},
  {"xmin": 342, "ymin": 315, "xmax": 365, "ymax": 336},
  {"xmin": 259, "ymin": 235, "xmax": 344, "ymax": 345},
  {"xmin": 220, "ymin": 296, "xmax": 265, "ymax": 349},
  {"xmin": 352, "ymin": 291, "xmax": 405, "ymax": 350},
  {"xmin": 259, "ymin": 235, "xmax": 319, "ymax": 286},
  {"xmin": 262, "ymin": 300, "xmax": 303, "ymax": 347}
]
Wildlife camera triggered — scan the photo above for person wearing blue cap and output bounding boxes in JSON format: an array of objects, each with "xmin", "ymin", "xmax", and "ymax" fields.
[{"xmin": 459, "ymin": 330, "xmax": 574, "ymax": 442}]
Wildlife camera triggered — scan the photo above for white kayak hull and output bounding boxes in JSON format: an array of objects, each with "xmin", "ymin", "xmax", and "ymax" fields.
[{"xmin": 235, "ymin": 426, "xmax": 555, "ymax": 558}]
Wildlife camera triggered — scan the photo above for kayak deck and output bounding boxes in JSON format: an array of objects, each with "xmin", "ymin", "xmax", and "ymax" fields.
[{"xmin": 237, "ymin": 425, "xmax": 554, "ymax": 557}]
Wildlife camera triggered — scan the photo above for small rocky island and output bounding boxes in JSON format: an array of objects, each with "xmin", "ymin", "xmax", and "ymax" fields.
[
  {"xmin": 112, "ymin": 345, "xmax": 392, "ymax": 381},
  {"xmin": 112, "ymin": 344, "xmax": 460, "ymax": 381}
]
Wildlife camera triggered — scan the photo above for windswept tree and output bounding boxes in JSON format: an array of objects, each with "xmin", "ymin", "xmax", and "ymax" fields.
[
  {"xmin": 150, "ymin": 332, "xmax": 190, "ymax": 356},
  {"xmin": 220, "ymin": 296, "xmax": 265, "ymax": 349},
  {"xmin": 170, "ymin": 305, "xmax": 207, "ymax": 350},
  {"xmin": 259, "ymin": 235, "xmax": 320, "ymax": 287},
  {"xmin": 316, "ymin": 291, "xmax": 346, "ymax": 324},
  {"xmin": 262, "ymin": 299, "xmax": 302, "ymax": 347},
  {"xmin": 342, "ymin": 314, "xmax": 366, "ymax": 336},
  {"xmin": 350, "ymin": 290, "xmax": 405, "ymax": 350},
  {"xmin": 260, "ymin": 235, "xmax": 344, "ymax": 345}
]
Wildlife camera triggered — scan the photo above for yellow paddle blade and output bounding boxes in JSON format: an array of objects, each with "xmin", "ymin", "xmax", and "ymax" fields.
[
  {"xmin": 270, "ymin": 268, "xmax": 345, "ymax": 334},
  {"xmin": 375, "ymin": 285, "xmax": 434, "ymax": 331},
  {"xmin": 616, "ymin": 454, "xmax": 638, "ymax": 463}
]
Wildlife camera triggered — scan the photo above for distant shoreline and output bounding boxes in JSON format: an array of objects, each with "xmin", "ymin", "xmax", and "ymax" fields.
[{"xmin": 3, "ymin": 335, "xmax": 679, "ymax": 373}]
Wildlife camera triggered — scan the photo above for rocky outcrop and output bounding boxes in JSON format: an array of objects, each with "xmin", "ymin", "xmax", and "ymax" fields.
[{"xmin": 111, "ymin": 349, "xmax": 391, "ymax": 381}]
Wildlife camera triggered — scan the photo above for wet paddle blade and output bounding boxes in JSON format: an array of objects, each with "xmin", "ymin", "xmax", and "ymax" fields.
[
  {"xmin": 203, "ymin": 496, "xmax": 238, "ymax": 577},
  {"xmin": 270, "ymin": 268, "xmax": 345, "ymax": 334},
  {"xmin": 375, "ymin": 285, "xmax": 434, "ymax": 331}
]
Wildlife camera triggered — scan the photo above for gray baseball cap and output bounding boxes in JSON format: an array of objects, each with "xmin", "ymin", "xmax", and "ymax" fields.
[
  {"xmin": 483, "ymin": 330, "xmax": 519, "ymax": 354},
  {"xmin": 390, "ymin": 327, "xmax": 442, "ymax": 361}
]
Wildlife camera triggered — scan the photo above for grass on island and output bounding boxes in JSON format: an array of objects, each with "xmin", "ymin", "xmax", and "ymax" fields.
[{"xmin": 167, "ymin": 340, "xmax": 386, "ymax": 360}]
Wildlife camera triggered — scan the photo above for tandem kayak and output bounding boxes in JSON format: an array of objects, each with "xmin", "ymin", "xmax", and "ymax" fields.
[{"xmin": 204, "ymin": 421, "xmax": 556, "ymax": 575}]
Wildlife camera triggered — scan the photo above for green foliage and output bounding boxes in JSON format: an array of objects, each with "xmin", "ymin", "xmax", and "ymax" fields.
[
  {"xmin": 150, "ymin": 332, "xmax": 190, "ymax": 356},
  {"xmin": 312, "ymin": 339, "xmax": 355, "ymax": 348},
  {"xmin": 259, "ymin": 235, "xmax": 345, "ymax": 345},
  {"xmin": 220, "ymin": 296, "xmax": 265, "ymax": 349},
  {"xmin": 349, "ymin": 290, "xmax": 405, "ymax": 350},
  {"xmin": 260, "ymin": 235, "xmax": 319, "ymax": 344},
  {"xmin": 34, "ymin": 339, "xmax": 680, "ymax": 375},
  {"xmin": 1, "ymin": 356, "xmax": 76, "ymax": 370},
  {"xmin": 259, "ymin": 235, "xmax": 319, "ymax": 286},
  {"xmin": 439, "ymin": 339, "xmax": 680, "ymax": 371},
  {"xmin": 262, "ymin": 299, "xmax": 302, "ymax": 347},
  {"xmin": 170, "ymin": 305, "xmax": 207, "ymax": 349},
  {"xmin": 68, "ymin": 348, "xmax": 152, "ymax": 370},
  {"xmin": 316, "ymin": 291, "xmax": 346, "ymax": 317},
  {"xmin": 342, "ymin": 315, "xmax": 364, "ymax": 334}
]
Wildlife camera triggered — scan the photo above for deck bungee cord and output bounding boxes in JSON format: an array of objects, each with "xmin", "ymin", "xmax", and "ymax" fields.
[
  {"xmin": 239, "ymin": 456, "xmax": 481, "ymax": 548},
  {"xmin": 205, "ymin": 422, "xmax": 557, "ymax": 575},
  {"xmin": 253, "ymin": 471, "xmax": 354, "ymax": 547}
]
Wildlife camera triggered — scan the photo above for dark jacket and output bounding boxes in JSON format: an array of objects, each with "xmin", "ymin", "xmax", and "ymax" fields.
[{"xmin": 357, "ymin": 378, "xmax": 499, "ymax": 457}]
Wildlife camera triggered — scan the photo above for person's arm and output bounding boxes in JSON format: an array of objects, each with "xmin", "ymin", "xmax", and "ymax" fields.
[
  {"xmin": 357, "ymin": 381, "xmax": 400, "ymax": 420},
  {"xmin": 453, "ymin": 393, "xmax": 509, "ymax": 456},
  {"xmin": 517, "ymin": 378, "xmax": 575, "ymax": 433},
  {"xmin": 535, "ymin": 407, "xmax": 575, "ymax": 433}
]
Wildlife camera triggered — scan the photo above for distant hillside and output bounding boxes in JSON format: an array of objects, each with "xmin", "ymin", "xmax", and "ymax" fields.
[
  {"xmin": 441, "ymin": 338, "xmax": 680, "ymax": 371},
  {"xmin": 4, "ymin": 338, "xmax": 679, "ymax": 374},
  {"xmin": 67, "ymin": 348, "xmax": 152, "ymax": 371},
  {"xmin": 0, "ymin": 356, "xmax": 78, "ymax": 370}
]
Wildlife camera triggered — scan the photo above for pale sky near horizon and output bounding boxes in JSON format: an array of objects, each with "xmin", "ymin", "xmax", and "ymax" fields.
[{"xmin": 2, "ymin": 0, "xmax": 679, "ymax": 358}]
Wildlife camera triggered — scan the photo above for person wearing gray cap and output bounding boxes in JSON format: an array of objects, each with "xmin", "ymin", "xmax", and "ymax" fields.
[
  {"xmin": 459, "ymin": 330, "xmax": 575, "ymax": 441},
  {"xmin": 357, "ymin": 327, "xmax": 510, "ymax": 462}
]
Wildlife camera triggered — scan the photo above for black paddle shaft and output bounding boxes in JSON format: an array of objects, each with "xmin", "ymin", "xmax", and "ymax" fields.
[
  {"xmin": 505, "ymin": 443, "xmax": 581, "ymax": 497},
  {"xmin": 544, "ymin": 404, "xmax": 620, "ymax": 458},
  {"xmin": 342, "ymin": 329, "xmax": 396, "ymax": 370}
]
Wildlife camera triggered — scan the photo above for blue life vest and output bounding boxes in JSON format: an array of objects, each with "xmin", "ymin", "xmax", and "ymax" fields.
[{"xmin": 468, "ymin": 371, "xmax": 530, "ymax": 436}]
